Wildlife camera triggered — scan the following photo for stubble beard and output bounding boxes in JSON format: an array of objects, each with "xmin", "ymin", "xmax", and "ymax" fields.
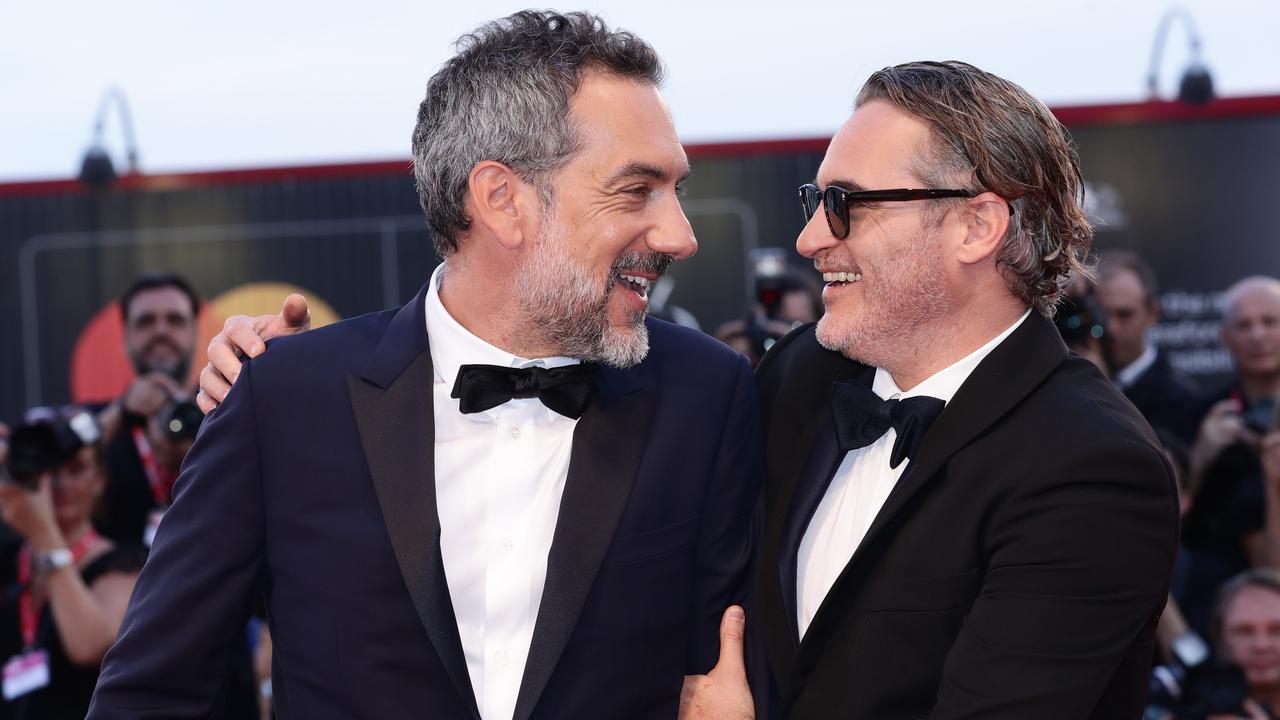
[
  {"xmin": 128, "ymin": 343, "xmax": 192, "ymax": 385},
  {"xmin": 514, "ymin": 211, "xmax": 662, "ymax": 368},
  {"xmin": 815, "ymin": 227, "xmax": 950, "ymax": 370}
]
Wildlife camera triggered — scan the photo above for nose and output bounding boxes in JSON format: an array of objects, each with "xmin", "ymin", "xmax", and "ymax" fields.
[
  {"xmin": 796, "ymin": 206, "xmax": 839, "ymax": 259},
  {"xmin": 646, "ymin": 195, "xmax": 697, "ymax": 261}
]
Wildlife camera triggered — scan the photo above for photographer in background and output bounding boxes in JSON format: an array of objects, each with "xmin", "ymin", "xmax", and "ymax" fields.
[
  {"xmin": 1053, "ymin": 271, "xmax": 1111, "ymax": 374},
  {"xmin": 0, "ymin": 408, "xmax": 143, "ymax": 720},
  {"xmin": 94, "ymin": 274, "xmax": 204, "ymax": 547},
  {"xmin": 89, "ymin": 276, "xmax": 260, "ymax": 717},
  {"xmin": 1180, "ymin": 277, "xmax": 1280, "ymax": 636},
  {"xmin": 714, "ymin": 249, "xmax": 822, "ymax": 365}
]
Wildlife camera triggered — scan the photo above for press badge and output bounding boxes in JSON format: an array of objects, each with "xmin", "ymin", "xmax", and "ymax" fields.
[{"xmin": 3, "ymin": 649, "xmax": 50, "ymax": 700}]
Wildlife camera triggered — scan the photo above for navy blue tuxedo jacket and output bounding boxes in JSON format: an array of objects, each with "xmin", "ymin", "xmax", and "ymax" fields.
[{"xmin": 88, "ymin": 283, "xmax": 761, "ymax": 720}]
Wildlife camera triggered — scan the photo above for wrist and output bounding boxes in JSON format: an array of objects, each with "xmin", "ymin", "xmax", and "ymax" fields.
[
  {"xmin": 28, "ymin": 529, "xmax": 67, "ymax": 554},
  {"xmin": 31, "ymin": 547, "xmax": 74, "ymax": 574}
]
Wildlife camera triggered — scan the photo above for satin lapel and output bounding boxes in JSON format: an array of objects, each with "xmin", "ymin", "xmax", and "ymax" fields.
[
  {"xmin": 347, "ymin": 284, "xmax": 481, "ymax": 720},
  {"xmin": 797, "ymin": 313, "xmax": 1067, "ymax": 655},
  {"xmin": 777, "ymin": 363, "xmax": 875, "ymax": 646},
  {"xmin": 513, "ymin": 365, "xmax": 653, "ymax": 720}
]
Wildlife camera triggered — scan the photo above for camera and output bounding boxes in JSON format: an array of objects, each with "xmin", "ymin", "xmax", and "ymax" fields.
[
  {"xmin": 3, "ymin": 410, "xmax": 101, "ymax": 489},
  {"xmin": 160, "ymin": 399, "xmax": 204, "ymax": 442},
  {"xmin": 1145, "ymin": 631, "xmax": 1271, "ymax": 719}
]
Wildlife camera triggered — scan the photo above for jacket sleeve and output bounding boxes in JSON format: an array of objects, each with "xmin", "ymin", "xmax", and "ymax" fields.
[
  {"xmin": 88, "ymin": 359, "xmax": 268, "ymax": 719},
  {"xmin": 930, "ymin": 437, "xmax": 1179, "ymax": 719},
  {"xmin": 686, "ymin": 354, "xmax": 765, "ymax": 674}
]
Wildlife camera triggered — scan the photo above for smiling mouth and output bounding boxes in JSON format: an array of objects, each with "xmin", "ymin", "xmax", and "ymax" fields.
[
  {"xmin": 822, "ymin": 271, "xmax": 863, "ymax": 285},
  {"xmin": 616, "ymin": 272, "xmax": 653, "ymax": 300}
]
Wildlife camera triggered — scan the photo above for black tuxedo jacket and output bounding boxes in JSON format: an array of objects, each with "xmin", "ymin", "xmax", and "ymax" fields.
[
  {"xmin": 1121, "ymin": 351, "xmax": 1203, "ymax": 445},
  {"xmin": 88, "ymin": 283, "xmax": 761, "ymax": 720},
  {"xmin": 757, "ymin": 313, "xmax": 1179, "ymax": 719}
]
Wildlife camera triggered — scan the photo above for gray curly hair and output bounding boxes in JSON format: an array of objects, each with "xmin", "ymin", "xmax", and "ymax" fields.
[{"xmin": 411, "ymin": 10, "xmax": 664, "ymax": 257}]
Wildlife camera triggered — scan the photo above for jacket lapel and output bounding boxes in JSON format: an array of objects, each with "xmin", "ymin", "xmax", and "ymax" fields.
[
  {"xmin": 776, "ymin": 364, "xmax": 875, "ymax": 646},
  {"xmin": 797, "ymin": 312, "xmax": 1068, "ymax": 654},
  {"xmin": 513, "ymin": 363, "xmax": 654, "ymax": 720},
  {"xmin": 347, "ymin": 283, "xmax": 481, "ymax": 720}
]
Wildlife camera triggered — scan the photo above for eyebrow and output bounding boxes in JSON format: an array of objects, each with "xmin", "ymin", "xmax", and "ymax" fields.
[
  {"xmin": 607, "ymin": 161, "xmax": 692, "ymax": 186},
  {"xmin": 816, "ymin": 176, "xmax": 869, "ymax": 192}
]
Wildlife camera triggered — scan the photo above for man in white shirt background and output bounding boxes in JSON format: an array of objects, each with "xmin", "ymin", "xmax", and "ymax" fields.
[{"xmin": 1097, "ymin": 250, "xmax": 1203, "ymax": 444}]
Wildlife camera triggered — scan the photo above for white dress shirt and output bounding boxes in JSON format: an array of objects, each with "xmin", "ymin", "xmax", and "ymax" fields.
[
  {"xmin": 796, "ymin": 310, "xmax": 1031, "ymax": 639},
  {"xmin": 425, "ymin": 264, "xmax": 580, "ymax": 720},
  {"xmin": 1114, "ymin": 343, "xmax": 1158, "ymax": 390}
]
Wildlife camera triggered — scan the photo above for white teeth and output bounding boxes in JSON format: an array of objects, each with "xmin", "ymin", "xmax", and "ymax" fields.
[
  {"xmin": 618, "ymin": 273, "xmax": 651, "ymax": 290},
  {"xmin": 822, "ymin": 272, "xmax": 862, "ymax": 283}
]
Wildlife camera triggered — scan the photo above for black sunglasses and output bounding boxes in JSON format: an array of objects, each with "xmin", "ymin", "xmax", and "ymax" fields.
[{"xmin": 799, "ymin": 183, "xmax": 999, "ymax": 240}]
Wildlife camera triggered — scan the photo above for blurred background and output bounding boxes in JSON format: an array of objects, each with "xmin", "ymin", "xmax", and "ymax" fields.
[
  {"xmin": 1, "ymin": 2, "xmax": 1280, "ymax": 718},
  {"xmin": 1, "ymin": 0, "xmax": 1277, "ymax": 415}
]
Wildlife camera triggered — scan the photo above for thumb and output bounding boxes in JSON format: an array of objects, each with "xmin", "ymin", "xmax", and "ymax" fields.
[
  {"xmin": 281, "ymin": 294, "xmax": 311, "ymax": 329},
  {"xmin": 712, "ymin": 605, "xmax": 747, "ymax": 679}
]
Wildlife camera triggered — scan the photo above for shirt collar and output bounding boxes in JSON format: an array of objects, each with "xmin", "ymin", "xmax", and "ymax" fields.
[
  {"xmin": 1115, "ymin": 344, "xmax": 1158, "ymax": 389},
  {"xmin": 873, "ymin": 308, "xmax": 1032, "ymax": 404},
  {"xmin": 424, "ymin": 263, "xmax": 579, "ymax": 420}
]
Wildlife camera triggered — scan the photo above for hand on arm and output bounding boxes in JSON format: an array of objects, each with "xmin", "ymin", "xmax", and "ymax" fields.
[{"xmin": 196, "ymin": 294, "xmax": 310, "ymax": 413}]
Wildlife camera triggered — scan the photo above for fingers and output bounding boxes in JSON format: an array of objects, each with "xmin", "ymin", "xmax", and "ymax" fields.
[
  {"xmin": 713, "ymin": 605, "xmax": 747, "ymax": 678},
  {"xmin": 225, "ymin": 316, "xmax": 268, "ymax": 360},
  {"xmin": 281, "ymin": 294, "xmax": 311, "ymax": 330},
  {"xmin": 146, "ymin": 371, "xmax": 184, "ymax": 398},
  {"xmin": 195, "ymin": 389, "xmax": 217, "ymax": 415},
  {"xmin": 124, "ymin": 375, "xmax": 176, "ymax": 416},
  {"xmin": 208, "ymin": 337, "xmax": 250, "ymax": 388},
  {"xmin": 1212, "ymin": 398, "xmax": 1242, "ymax": 417}
]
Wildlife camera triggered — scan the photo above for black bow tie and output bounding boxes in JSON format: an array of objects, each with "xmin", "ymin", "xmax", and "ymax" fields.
[
  {"xmin": 831, "ymin": 380, "xmax": 945, "ymax": 469},
  {"xmin": 451, "ymin": 363, "xmax": 597, "ymax": 419}
]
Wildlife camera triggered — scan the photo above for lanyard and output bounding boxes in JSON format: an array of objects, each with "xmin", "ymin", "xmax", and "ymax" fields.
[
  {"xmin": 131, "ymin": 427, "xmax": 176, "ymax": 506},
  {"xmin": 16, "ymin": 530, "xmax": 99, "ymax": 649}
]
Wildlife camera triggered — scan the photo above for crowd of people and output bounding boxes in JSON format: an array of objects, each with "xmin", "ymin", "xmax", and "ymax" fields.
[
  {"xmin": 0, "ymin": 275, "xmax": 261, "ymax": 719},
  {"xmin": 0, "ymin": 12, "xmax": 1275, "ymax": 719}
]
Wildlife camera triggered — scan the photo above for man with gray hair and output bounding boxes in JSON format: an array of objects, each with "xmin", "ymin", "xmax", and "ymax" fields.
[
  {"xmin": 88, "ymin": 12, "xmax": 759, "ymax": 719},
  {"xmin": 1179, "ymin": 276, "xmax": 1280, "ymax": 636}
]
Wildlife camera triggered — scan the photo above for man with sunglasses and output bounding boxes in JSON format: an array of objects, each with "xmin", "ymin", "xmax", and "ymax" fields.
[
  {"xmin": 719, "ymin": 61, "xmax": 1177, "ymax": 718},
  {"xmin": 191, "ymin": 59, "xmax": 1178, "ymax": 718}
]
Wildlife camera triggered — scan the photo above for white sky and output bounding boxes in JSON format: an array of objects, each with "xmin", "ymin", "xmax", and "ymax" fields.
[{"xmin": 1, "ymin": 0, "xmax": 1277, "ymax": 182}]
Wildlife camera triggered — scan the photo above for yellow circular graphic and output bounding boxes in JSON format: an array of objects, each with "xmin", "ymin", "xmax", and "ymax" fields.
[{"xmin": 208, "ymin": 282, "xmax": 341, "ymax": 329}]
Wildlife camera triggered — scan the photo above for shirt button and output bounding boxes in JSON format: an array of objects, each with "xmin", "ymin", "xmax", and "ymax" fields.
[
  {"xmin": 499, "ymin": 650, "xmax": 511, "ymax": 666},
  {"xmin": 503, "ymin": 539, "xmax": 514, "ymax": 551},
  {"xmin": 510, "ymin": 426, "xmax": 521, "ymax": 438}
]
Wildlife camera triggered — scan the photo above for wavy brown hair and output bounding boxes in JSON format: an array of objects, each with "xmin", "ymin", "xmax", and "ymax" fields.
[{"xmin": 856, "ymin": 61, "xmax": 1092, "ymax": 317}]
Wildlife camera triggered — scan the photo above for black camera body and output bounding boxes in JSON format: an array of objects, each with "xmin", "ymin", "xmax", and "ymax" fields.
[
  {"xmin": 1148, "ymin": 660, "xmax": 1270, "ymax": 719},
  {"xmin": 160, "ymin": 399, "xmax": 204, "ymax": 442},
  {"xmin": 4, "ymin": 410, "xmax": 101, "ymax": 489}
]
